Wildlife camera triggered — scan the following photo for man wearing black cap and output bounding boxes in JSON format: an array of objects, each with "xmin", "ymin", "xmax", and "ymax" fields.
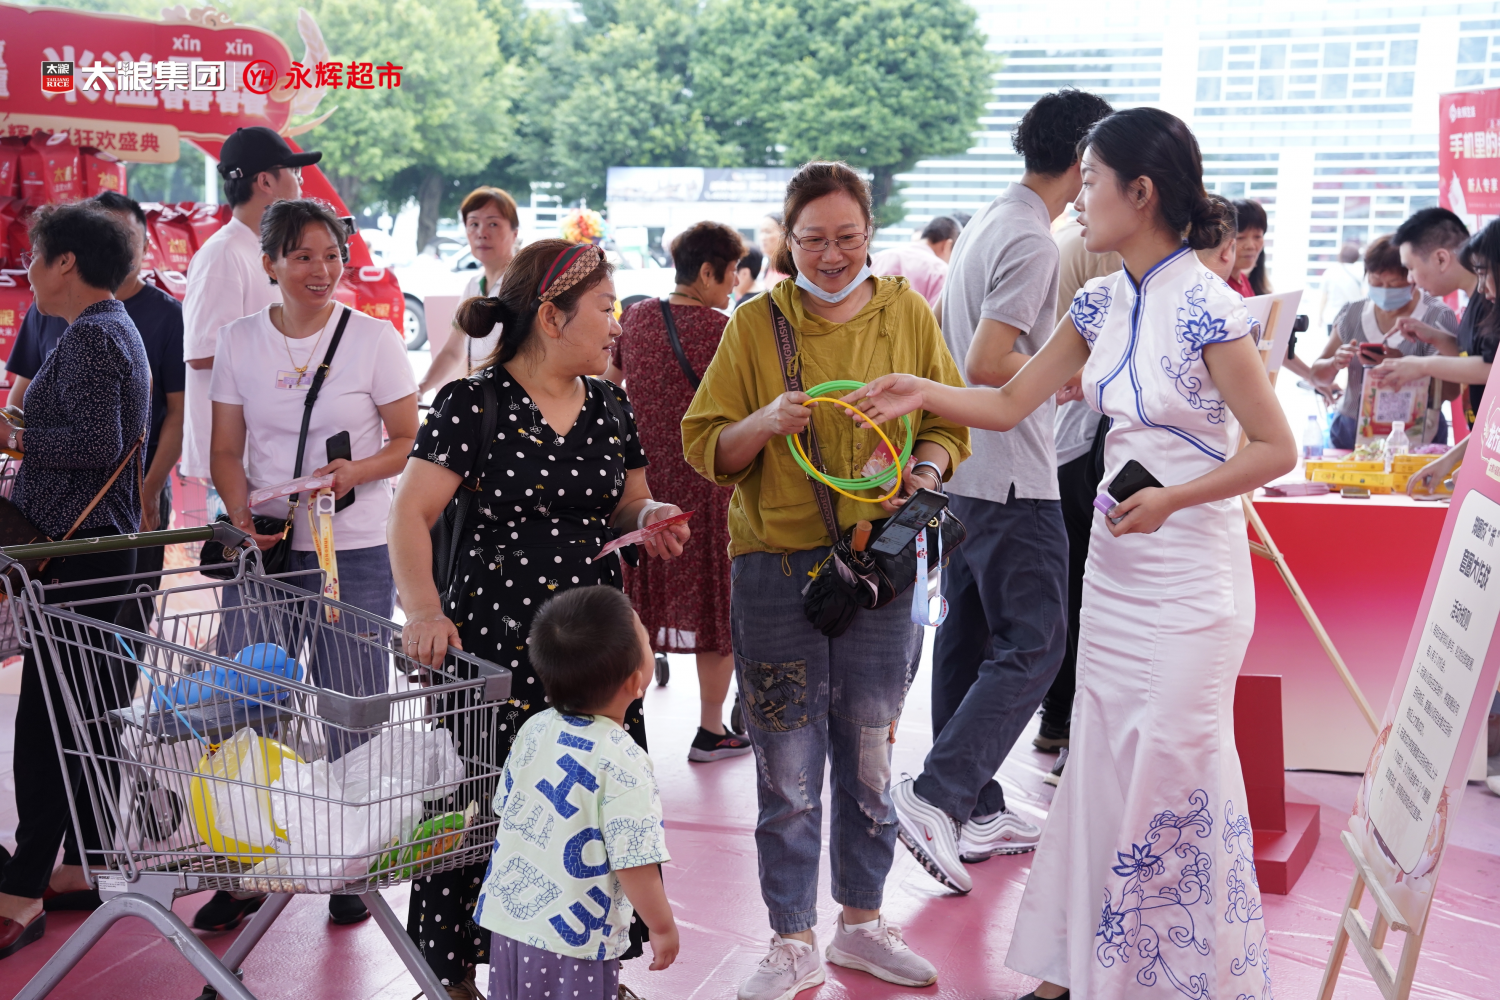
[
  {"xmin": 180, "ymin": 126, "xmax": 320, "ymax": 484},
  {"xmin": 181, "ymin": 128, "xmax": 374, "ymax": 933}
]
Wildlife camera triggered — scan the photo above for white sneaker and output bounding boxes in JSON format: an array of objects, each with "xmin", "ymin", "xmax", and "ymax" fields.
[
  {"xmin": 959, "ymin": 807, "xmax": 1042, "ymax": 862},
  {"xmin": 738, "ymin": 934, "xmax": 826, "ymax": 1000},
  {"xmin": 891, "ymin": 776, "xmax": 972, "ymax": 893},
  {"xmin": 825, "ymin": 915, "xmax": 938, "ymax": 987}
]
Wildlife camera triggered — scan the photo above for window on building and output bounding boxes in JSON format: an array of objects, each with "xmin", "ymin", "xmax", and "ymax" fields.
[
  {"xmin": 1459, "ymin": 36, "xmax": 1489, "ymax": 63},
  {"xmin": 1458, "ymin": 69, "xmax": 1485, "ymax": 87},
  {"xmin": 1322, "ymin": 74, "xmax": 1348, "ymax": 99},
  {"xmin": 1344, "ymin": 196, "xmax": 1370, "ymax": 219},
  {"xmin": 1199, "ymin": 46, "xmax": 1224, "ymax": 71},
  {"xmin": 1260, "ymin": 45, "xmax": 1286, "ymax": 69},
  {"xmin": 1325, "ymin": 42, "xmax": 1351, "ymax": 68},
  {"xmin": 1389, "ymin": 39, "xmax": 1418, "ymax": 66},
  {"xmin": 1197, "ymin": 76, "xmax": 1221, "ymax": 101},
  {"xmin": 1342, "ymin": 225, "xmax": 1369, "ymax": 245},
  {"xmin": 1387, "ymin": 71, "xmax": 1414, "ymax": 97},
  {"xmin": 1258, "ymin": 76, "xmax": 1283, "ymax": 100}
]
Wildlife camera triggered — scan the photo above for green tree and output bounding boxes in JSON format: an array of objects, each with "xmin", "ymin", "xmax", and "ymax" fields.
[
  {"xmin": 690, "ymin": 0, "xmax": 995, "ymax": 224},
  {"xmin": 528, "ymin": 0, "xmax": 735, "ymax": 206},
  {"xmin": 284, "ymin": 0, "xmax": 517, "ymax": 251}
]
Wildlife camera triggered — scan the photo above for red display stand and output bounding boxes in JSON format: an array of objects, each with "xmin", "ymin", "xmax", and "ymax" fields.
[{"xmin": 1235, "ymin": 674, "xmax": 1320, "ymax": 894}]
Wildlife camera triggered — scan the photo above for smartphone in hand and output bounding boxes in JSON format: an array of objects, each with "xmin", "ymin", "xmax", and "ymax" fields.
[{"xmin": 326, "ymin": 430, "xmax": 355, "ymax": 513}]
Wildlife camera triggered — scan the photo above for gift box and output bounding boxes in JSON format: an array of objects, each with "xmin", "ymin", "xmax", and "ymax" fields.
[
  {"xmin": 0, "ymin": 269, "xmax": 34, "ymax": 383},
  {"xmin": 80, "ymin": 147, "xmax": 127, "ymax": 197},
  {"xmin": 19, "ymin": 132, "xmax": 82, "ymax": 204},
  {"xmin": 146, "ymin": 205, "xmax": 194, "ymax": 273}
]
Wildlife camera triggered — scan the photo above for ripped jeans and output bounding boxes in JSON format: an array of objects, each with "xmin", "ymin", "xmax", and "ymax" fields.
[{"xmin": 730, "ymin": 549, "xmax": 922, "ymax": 935}]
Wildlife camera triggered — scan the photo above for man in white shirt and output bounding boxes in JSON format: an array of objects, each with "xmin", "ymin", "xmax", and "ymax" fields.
[
  {"xmin": 1316, "ymin": 241, "xmax": 1365, "ymax": 335},
  {"xmin": 180, "ymin": 127, "xmax": 321, "ymax": 479}
]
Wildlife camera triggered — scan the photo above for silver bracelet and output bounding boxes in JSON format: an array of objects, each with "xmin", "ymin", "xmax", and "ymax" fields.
[{"xmin": 910, "ymin": 460, "xmax": 944, "ymax": 492}]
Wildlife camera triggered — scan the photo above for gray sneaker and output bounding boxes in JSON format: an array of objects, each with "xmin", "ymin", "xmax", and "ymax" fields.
[
  {"xmin": 891, "ymin": 776, "xmax": 972, "ymax": 893},
  {"xmin": 738, "ymin": 934, "xmax": 826, "ymax": 1000},
  {"xmin": 958, "ymin": 807, "xmax": 1042, "ymax": 862},
  {"xmin": 825, "ymin": 915, "xmax": 937, "ymax": 987}
]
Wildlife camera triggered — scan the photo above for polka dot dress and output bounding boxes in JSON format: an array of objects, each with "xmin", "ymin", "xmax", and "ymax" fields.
[{"xmin": 405, "ymin": 370, "xmax": 650, "ymax": 986}]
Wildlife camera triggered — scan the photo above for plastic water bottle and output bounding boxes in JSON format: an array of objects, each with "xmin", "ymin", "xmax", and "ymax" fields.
[
  {"xmin": 1302, "ymin": 415, "xmax": 1324, "ymax": 460},
  {"xmin": 1385, "ymin": 420, "xmax": 1409, "ymax": 472}
]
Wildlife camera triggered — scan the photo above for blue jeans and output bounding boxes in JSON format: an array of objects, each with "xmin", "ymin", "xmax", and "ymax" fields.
[
  {"xmin": 917, "ymin": 490, "xmax": 1068, "ymax": 822},
  {"xmin": 730, "ymin": 549, "xmax": 922, "ymax": 935},
  {"xmin": 220, "ymin": 544, "xmax": 395, "ymax": 760}
]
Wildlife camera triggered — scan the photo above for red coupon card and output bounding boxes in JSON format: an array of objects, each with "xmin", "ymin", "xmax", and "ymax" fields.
[{"xmin": 596, "ymin": 510, "xmax": 695, "ymax": 559}]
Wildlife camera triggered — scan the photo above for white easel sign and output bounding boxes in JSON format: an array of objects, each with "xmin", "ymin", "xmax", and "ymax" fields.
[{"xmin": 1324, "ymin": 368, "xmax": 1500, "ymax": 999}]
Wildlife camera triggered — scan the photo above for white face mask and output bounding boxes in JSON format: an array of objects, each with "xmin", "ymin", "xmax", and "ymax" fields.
[
  {"xmin": 1367, "ymin": 282, "xmax": 1413, "ymax": 311},
  {"xmin": 795, "ymin": 258, "xmax": 874, "ymax": 304}
]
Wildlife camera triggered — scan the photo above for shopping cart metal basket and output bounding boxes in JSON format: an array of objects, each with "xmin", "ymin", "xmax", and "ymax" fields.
[
  {"xmin": 0, "ymin": 525, "xmax": 512, "ymax": 1000},
  {"xmin": 0, "ymin": 456, "xmax": 24, "ymax": 660}
]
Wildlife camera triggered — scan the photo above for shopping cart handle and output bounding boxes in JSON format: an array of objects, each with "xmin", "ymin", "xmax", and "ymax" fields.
[
  {"xmin": 0, "ymin": 524, "xmax": 249, "ymax": 563},
  {"xmin": 471, "ymin": 655, "xmax": 513, "ymax": 702}
]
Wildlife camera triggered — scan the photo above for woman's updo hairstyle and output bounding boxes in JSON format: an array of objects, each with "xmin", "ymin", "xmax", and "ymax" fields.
[
  {"xmin": 455, "ymin": 239, "xmax": 612, "ymax": 368},
  {"xmin": 773, "ymin": 161, "xmax": 874, "ymax": 278},
  {"xmin": 1080, "ymin": 107, "xmax": 1225, "ymax": 252}
]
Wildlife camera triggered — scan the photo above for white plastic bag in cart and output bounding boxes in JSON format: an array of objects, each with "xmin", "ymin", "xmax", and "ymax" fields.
[{"xmin": 247, "ymin": 727, "xmax": 465, "ymax": 891}]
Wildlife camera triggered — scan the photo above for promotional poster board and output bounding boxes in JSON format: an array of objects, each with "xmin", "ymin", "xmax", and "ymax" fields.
[
  {"xmin": 1346, "ymin": 360, "xmax": 1500, "ymax": 935},
  {"xmin": 1438, "ymin": 87, "xmax": 1500, "ymax": 223},
  {"xmin": 0, "ymin": 2, "xmax": 296, "ymax": 153}
]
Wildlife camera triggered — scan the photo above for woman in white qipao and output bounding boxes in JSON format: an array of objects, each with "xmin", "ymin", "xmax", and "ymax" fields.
[{"xmin": 847, "ymin": 107, "xmax": 1295, "ymax": 1000}]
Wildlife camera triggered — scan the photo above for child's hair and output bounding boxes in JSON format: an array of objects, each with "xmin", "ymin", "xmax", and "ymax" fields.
[{"xmin": 528, "ymin": 586, "xmax": 644, "ymax": 714}]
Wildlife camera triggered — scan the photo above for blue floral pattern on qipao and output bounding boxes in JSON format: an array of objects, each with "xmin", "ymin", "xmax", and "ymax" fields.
[
  {"xmin": 1096, "ymin": 789, "xmax": 1216, "ymax": 998},
  {"xmin": 1223, "ymin": 802, "xmax": 1273, "ymax": 1000},
  {"xmin": 1161, "ymin": 286, "xmax": 1240, "ymax": 424},
  {"xmin": 1071, "ymin": 285, "xmax": 1113, "ymax": 345}
]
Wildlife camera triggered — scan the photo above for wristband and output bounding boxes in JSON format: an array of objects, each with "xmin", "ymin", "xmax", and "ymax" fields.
[{"xmin": 636, "ymin": 500, "xmax": 668, "ymax": 533}]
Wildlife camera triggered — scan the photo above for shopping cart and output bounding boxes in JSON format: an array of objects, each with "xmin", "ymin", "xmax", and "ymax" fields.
[
  {"xmin": 0, "ymin": 525, "xmax": 512, "ymax": 1000},
  {"xmin": 0, "ymin": 457, "xmax": 23, "ymax": 660}
]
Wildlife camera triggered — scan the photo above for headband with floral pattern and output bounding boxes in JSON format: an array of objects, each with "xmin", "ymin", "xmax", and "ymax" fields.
[{"xmin": 537, "ymin": 243, "xmax": 606, "ymax": 302}]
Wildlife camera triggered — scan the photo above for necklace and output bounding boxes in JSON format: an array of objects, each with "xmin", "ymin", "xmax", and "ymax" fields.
[
  {"xmin": 670, "ymin": 286, "xmax": 710, "ymax": 307},
  {"xmin": 276, "ymin": 305, "xmax": 332, "ymax": 374}
]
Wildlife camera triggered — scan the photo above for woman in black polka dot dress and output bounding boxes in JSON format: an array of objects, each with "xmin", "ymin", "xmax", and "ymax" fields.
[{"xmin": 390, "ymin": 241, "xmax": 688, "ymax": 998}]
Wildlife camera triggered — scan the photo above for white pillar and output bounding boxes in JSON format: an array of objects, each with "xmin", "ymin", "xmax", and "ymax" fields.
[{"xmin": 204, "ymin": 152, "xmax": 218, "ymax": 206}]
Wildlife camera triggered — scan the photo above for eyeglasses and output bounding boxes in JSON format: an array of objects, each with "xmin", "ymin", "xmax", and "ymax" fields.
[
  {"xmin": 788, "ymin": 231, "xmax": 870, "ymax": 253},
  {"xmin": 19, "ymin": 251, "xmax": 34, "ymax": 270}
]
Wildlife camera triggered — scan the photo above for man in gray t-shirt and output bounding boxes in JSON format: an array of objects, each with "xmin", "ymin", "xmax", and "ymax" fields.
[{"xmin": 890, "ymin": 89, "xmax": 1114, "ymax": 896}]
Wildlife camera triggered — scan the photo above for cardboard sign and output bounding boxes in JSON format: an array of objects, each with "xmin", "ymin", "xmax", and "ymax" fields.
[{"xmin": 1347, "ymin": 359, "xmax": 1500, "ymax": 933}]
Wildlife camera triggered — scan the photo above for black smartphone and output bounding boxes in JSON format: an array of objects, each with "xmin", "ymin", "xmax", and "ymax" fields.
[
  {"xmin": 326, "ymin": 430, "xmax": 355, "ymax": 513},
  {"xmin": 869, "ymin": 488, "xmax": 950, "ymax": 556},
  {"xmin": 1093, "ymin": 459, "xmax": 1164, "ymax": 521}
]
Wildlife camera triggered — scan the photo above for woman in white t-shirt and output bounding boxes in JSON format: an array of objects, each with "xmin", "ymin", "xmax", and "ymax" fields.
[{"xmin": 417, "ymin": 186, "xmax": 519, "ymax": 396}]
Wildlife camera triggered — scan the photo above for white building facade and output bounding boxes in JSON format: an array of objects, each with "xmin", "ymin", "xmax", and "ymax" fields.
[{"xmin": 888, "ymin": 1, "xmax": 1500, "ymax": 298}]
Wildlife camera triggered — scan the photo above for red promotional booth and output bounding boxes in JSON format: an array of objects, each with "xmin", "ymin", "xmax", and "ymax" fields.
[{"xmin": 0, "ymin": 1, "xmax": 404, "ymax": 389}]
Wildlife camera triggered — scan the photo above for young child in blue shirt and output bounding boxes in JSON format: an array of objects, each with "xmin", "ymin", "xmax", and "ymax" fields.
[{"xmin": 475, "ymin": 585, "xmax": 678, "ymax": 999}]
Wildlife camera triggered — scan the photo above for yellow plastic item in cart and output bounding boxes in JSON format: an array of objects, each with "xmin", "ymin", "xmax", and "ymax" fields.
[{"xmin": 190, "ymin": 730, "xmax": 304, "ymax": 862}]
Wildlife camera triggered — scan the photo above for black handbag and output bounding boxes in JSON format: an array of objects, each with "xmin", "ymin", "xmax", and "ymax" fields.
[
  {"xmin": 765, "ymin": 299, "xmax": 964, "ymax": 637},
  {"xmin": 430, "ymin": 374, "xmax": 499, "ymax": 602},
  {"xmin": 200, "ymin": 306, "xmax": 353, "ymax": 580}
]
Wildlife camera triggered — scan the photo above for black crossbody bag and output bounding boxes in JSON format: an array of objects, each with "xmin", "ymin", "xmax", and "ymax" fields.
[
  {"xmin": 430, "ymin": 374, "xmax": 500, "ymax": 603},
  {"xmin": 766, "ymin": 298, "xmax": 965, "ymax": 637},
  {"xmin": 200, "ymin": 306, "xmax": 354, "ymax": 579},
  {"xmin": 659, "ymin": 298, "xmax": 701, "ymax": 388}
]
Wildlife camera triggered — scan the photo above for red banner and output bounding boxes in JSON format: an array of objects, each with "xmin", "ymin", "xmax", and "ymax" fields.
[{"xmin": 0, "ymin": 2, "xmax": 295, "ymax": 150}]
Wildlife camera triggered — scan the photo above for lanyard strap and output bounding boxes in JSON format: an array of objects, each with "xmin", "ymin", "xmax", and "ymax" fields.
[{"xmin": 911, "ymin": 522, "xmax": 948, "ymax": 627}]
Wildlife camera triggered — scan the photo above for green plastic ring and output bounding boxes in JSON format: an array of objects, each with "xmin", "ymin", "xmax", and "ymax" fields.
[{"xmin": 785, "ymin": 380, "xmax": 914, "ymax": 493}]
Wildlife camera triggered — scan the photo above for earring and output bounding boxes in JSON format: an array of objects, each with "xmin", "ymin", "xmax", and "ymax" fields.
[{"xmin": 268, "ymin": 276, "xmax": 278, "ymax": 285}]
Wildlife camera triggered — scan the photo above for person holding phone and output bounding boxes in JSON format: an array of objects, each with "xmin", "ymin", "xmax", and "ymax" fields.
[
  {"xmin": 847, "ymin": 108, "xmax": 1295, "ymax": 1000},
  {"xmin": 1308, "ymin": 235, "xmax": 1458, "ymax": 450},
  {"xmin": 203, "ymin": 198, "xmax": 419, "ymax": 932},
  {"xmin": 681, "ymin": 162, "xmax": 969, "ymax": 999}
]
